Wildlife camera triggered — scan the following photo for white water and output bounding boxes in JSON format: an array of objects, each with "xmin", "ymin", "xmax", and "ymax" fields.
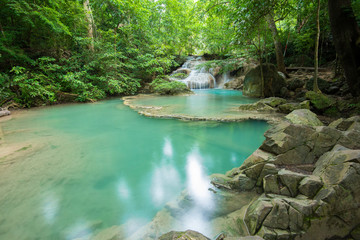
[
  {"xmin": 172, "ymin": 56, "xmax": 216, "ymax": 89},
  {"xmin": 171, "ymin": 56, "xmax": 236, "ymax": 90}
]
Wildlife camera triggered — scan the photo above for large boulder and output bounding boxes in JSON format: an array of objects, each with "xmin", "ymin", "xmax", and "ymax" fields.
[
  {"xmin": 285, "ymin": 109, "xmax": 323, "ymax": 127},
  {"xmin": 243, "ymin": 64, "xmax": 286, "ymax": 98}
]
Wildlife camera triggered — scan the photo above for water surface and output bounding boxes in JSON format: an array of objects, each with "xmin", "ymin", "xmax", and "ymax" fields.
[
  {"xmin": 0, "ymin": 97, "xmax": 268, "ymax": 239},
  {"xmin": 129, "ymin": 89, "xmax": 258, "ymax": 117}
]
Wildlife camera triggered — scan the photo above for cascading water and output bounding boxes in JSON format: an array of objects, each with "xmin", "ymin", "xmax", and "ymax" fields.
[{"xmin": 171, "ymin": 56, "xmax": 216, "ymax": 89}]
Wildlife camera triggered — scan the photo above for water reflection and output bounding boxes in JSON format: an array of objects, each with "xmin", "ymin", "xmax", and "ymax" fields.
[
  {"xmin": 180, "ymin": 147, "xmax": 214, "ymax": 237},
  {"xmin": 117, "ymin": 179, "xmax": 131, "ymax": 201},
  {"xmin": 151, "ymin": 138, "xmax": 181, "ymax": 207},
  {"xmin": 65, "ymin": 220, "xmax": 93, "ymax": 240},
  {"xmin": 41, "ymin": 191, "xmax": 59, "ymax": 224}
]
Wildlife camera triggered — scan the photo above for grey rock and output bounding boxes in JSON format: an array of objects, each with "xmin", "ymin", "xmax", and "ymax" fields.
[
  {"xmin": 263, "ymin": 198, "xmax": 289, "ymax": 230},
  {"xmin": 287, "ymin": 78, "xmax": 304, "ymax": 91},
  {"xmin": 263, "ymin": 175, "xmax": 280, "ymax": 195},
  {"xmin": 259, "ymin": 97, "xmax": 287, "ymax": 107},
  {"xmin": 243, "ymin": 64, "xmax": 287, "ymax": 98},
  {"xmin": 274, "ymin": 145, "xmax": 312, "ymax": 165},
  {"xmin": 243, "ymin": 163, "xmax": 266, "ymax": 180},
  {"xmin": 257, "ymin": 226, "xmax": 277, "ymax": 240},
  {"xmin": 298, "ymin": 175, "xmax": 323, "ymax": 198},
  {"xmin": 285, "ymin": 109, "xmax": 323, "ymax": 127},
  {"xmin": 245, "ymin": 198, "xmax": 273, "ymax": 235},
  {"xmin": 288, "ymin": 205, "xmax": 304, "ymax": 232},
  {"xmin": 278, "ymin": 169, "xmax": 307, "ymax": 197},
  {"xmin": 257, "ymin": 164, "xmax": 279, "ymax": 187}
]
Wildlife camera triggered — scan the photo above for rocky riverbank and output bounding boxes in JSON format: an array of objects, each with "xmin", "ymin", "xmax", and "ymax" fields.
[{"xmin": 159, "ymin": 110, "xmax": 360, "ymax": 240}]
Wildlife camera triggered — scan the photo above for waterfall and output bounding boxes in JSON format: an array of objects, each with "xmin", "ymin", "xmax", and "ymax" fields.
[{"xmin": 171, "ymin": 56, "xmax": 216, "ymax": 90}]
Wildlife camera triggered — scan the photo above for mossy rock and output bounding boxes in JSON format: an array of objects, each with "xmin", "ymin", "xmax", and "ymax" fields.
[
  {"xmin": 305, "ymin": 77, "xmax": 331, "ymax": 93},
  {"xmin": 305, "ymin": 91, "xmax": 336, "ymax": 111}
]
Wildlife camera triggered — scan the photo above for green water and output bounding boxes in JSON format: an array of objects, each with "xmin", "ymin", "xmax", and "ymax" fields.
[
  {"xmin": 0, "ymin": 92, "xmax": 268, "ymax": 239},
  {"xmin": 131, "ymin": 89, "xmax": 258, "ymax": 117}
]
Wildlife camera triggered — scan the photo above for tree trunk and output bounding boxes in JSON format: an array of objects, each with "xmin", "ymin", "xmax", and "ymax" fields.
[
  {"xmin": 328, "ymin": 0, "xmax": 360, "ymax": 96},
  {"xmin": 313, "ymin": 0, "xmax": 321, "ymax": 93},
  {"xmin": 83, "ymin": 0, "xmax": 95, "ymax": 51},
  {"xmin": 266, "ymin": 13, "xmax": 287, "ymax": 76}
]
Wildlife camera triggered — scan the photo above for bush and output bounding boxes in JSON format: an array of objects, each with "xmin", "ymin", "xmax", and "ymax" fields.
[{"xmin": 150, "ymin": 76, "xmax": 190, "ymax": 95}]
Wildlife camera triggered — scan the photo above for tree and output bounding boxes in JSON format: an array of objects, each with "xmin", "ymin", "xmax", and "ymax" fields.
[
  {"xmin": 328, "ymin": 0, "xmax": 360, "ymax": 97},
  {"xmin": 313, "ymin": 0, "xmax": 321, "ymax": 93}
]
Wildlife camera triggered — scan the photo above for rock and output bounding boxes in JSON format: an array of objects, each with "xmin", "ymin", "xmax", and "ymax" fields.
[
  {"xmin": 238, "ymin": 102, "xmax": 276, "ymax": 112},
  {"xmin": 235, "ymin": 174, "xmax": 257, "ymax": 191},
  {"xmin": 305, "ymin": 91, "xmax": 336, "ymax": 111},
  {"xmin": 224, "ymin": 76, "xmax": 244, "ymax": 90},
  {"xmin": 243, "ymin": 64, "xmax": 287, "ymax": 98},
  {"xmin": 311, "ymin": 126, "xmax": 342, "ymax": 157},
  {"xmin": 263, "ymin": 198, "xmax": 289, "ymax": 230},
  {"xmin": 245, "ymin": 198, "xmax": 273, "ymax": 235},
  {"xmin": 263, "ymin": 175, "xmax": 280, "ymax": 195},
  {"xmin": 243, "ymin": 163, "xmax": 266, "ymax": 180},
  {"xmin": 298, "ymin": 175, "xmax": 323, "ymax": 198},
  {"xmin": 329, "ymin": 117, "xmax": 360, "ymax": 131},
  {"xmin": 285, "ymin": 109, "xmax": 323, "ymax": 126},
  {"xmin": 288, "ymin": 205, "xmax": 305, "ymax": 232},
  {"xmin": 274, "ymin": 145, "xmax": 312, "ymax": 165},
  {"xmin": 313, "ymin": 145, "xmax": 360, "ymax": 201},
  {"xmin": 257, "ymin": 226, "xmax": 277, "ymax": 240},
  {"xmin": 259, "ymin": 97, "xmax": 287, "ymax": 108},
  {"xmin": 0, "ymin": 109, "xmax": 11, "ymax": 117},
  {"xmin": 158, "ymin": 230, "xmax": 210, "ymax": 240},
  {"xmin": 240, "ymin": 149, "xmax": 275, "ymax": 171},
  {"xmin": 278, "ymin": 169, "xmax": 307, "ymax": 197},
  {"xmin": 280, "ymin": 87, "xmax": 289, "ymax": 98},
  {"xmin": 278, "ymin": 101, "xmax": 310, "ymax": 114},
  {"xmin": 260, "ymin": 122, "xmax": 315, "ymax": 155},
  {"xmin": 305, "ymin": 77, "xmax": 331, "ymax": 93},
  {"xmin": 338, "ymin": 129, "xmax": 360, "ymax": 149},
  {"xmin": 287, "ymin": 78, "xmax": 304, "ymax": 91},
  {"xmin": 282, "ymin": 197, "xmax": 319, "ymax": 216},
  {"xmin": 257, "ymin": 164, "xmax": 279, "ymax": 187},
  {"xmin": 351, "ymin": 225, "xmax": 360, "ymax": 240},
  {"xmin": 210, "ymin": 174, "xmax": 233, "ymax": 190}
]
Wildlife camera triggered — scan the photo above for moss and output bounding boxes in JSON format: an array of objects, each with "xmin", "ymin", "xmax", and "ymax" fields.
[
  {"xmin": 324, "ymin": 106, "xmax": 340, "ymax": 117},
  {"xmin": 305, "ymin": 91, "xmax": 336, "ymax": 110},
  {"xmin": 171, "ymin": 73, "xmax": 189, "ymax": 79}
]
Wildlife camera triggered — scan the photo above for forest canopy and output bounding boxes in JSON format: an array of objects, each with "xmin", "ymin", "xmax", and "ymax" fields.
[{"xmin": 0, "ymin": 0, "xmax": 359, "ymax": 107}]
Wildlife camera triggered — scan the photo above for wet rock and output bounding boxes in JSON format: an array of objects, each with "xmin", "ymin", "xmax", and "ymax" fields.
[
  {"xmin": 243, "ymin": 64, "xmax": 287, "ymax": 98},
  {"xmin": 285, "ymin": 109, "xmax": 323, "ymax": 126},
  {"xmin": 158, "ymin": 230, "xmax": 210, "ymax": 240},
  {"xmin": 224, "ymin": 76, "xmax": 244, "ymax": 90},
  {"xmin": 245, "ymin": 198, "xmax": 273, "ymax": 235},
  {"xmin": 278, "ymin": 169, "xmax": 307, "ymax": 197},
  {"xmin": 298, "ymin": 175, "xmax": 323, "ymax": 198}
]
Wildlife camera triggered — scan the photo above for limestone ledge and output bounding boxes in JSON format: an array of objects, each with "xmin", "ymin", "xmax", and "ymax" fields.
[{"xmin": 122, "ymin": 95, "xmax": 284, "ymax": 124}]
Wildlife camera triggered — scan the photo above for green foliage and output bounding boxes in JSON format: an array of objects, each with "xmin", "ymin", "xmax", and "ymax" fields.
[
  {"xmin": 171, "ymin": 73, "xmax": 189, "ymax": 79},
  {"xmin": 150, "ymin": 76, "xmax": 190, "ymax": 95}
]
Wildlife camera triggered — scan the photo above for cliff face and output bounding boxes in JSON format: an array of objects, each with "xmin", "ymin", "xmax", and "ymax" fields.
[{"xmin": 209, "ymin": 110, "xmax": 360, "ymax": 240}]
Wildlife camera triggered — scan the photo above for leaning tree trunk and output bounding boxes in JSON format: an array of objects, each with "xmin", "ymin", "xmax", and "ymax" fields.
[
  {"xmin": 313, "ymin": 0, "xmax": 321, "ymax": 93},
  {"xmin": 328, "ymin": 0, "xmax": 360, "ymax": 97},
  {"xmin": 266, "ymin": 13, "xmax": 287, "ymax": 76},
  {"xmin": 83, "ymin": 0, "xmax": 95, "ymax": 52}
]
